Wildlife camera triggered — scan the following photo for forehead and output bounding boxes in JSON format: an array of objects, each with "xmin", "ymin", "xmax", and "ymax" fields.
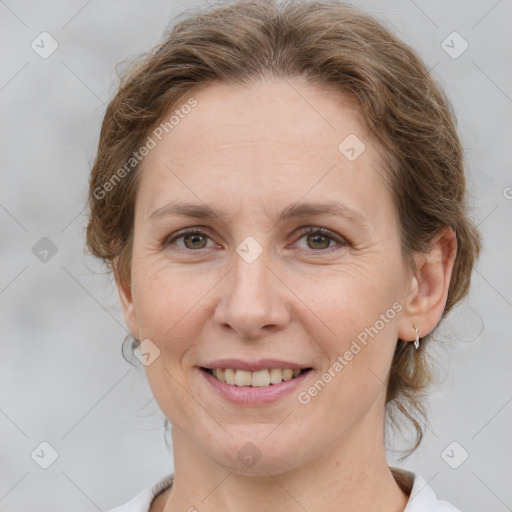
[
  {"xmin": 137, "ymin": 79, "xmax": 392, "ymax": 225},
  {"xmin": 154, "ymin": 79, "xmax": 367, "ymax": 160}
]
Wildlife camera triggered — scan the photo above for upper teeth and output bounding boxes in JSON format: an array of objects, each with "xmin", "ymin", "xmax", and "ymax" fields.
[{"xmin": 211, "ymin": 368, "xmax": 302, "ymax": 387}]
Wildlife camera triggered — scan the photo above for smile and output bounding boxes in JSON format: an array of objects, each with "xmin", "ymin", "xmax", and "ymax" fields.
[{"xmin": 201, "ymin": 367, "xmax": 312, "ymax": 387}]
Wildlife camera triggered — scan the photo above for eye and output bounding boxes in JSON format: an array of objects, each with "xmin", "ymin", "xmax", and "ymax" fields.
[
  {"xmin": 164, "ymin": 226, "xmax": 347, "ymax": 253},
  {"xmin": 293, "ymin": 227, "xmax": 346, "ymax": 252},
  {"xmin": 165, "ymin": 227, "xmax": 216, "ymax": 251}
]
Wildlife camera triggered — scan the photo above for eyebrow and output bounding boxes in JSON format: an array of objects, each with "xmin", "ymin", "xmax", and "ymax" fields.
[{"xmin": 149, "ymin": 200, "xmax": 370, "ymax": 228}]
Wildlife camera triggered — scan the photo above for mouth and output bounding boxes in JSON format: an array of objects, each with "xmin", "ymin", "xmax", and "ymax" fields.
[{"xmin": 200, "ymin": 367, "xmax": 313, "ymax": 387}]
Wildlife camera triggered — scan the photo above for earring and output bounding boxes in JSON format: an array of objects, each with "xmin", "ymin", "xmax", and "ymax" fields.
[{"xmin": 413, "ymin": 325, "xmax": 420, "ymax": 349}]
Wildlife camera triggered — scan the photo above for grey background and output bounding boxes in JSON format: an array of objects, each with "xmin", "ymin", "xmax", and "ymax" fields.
[{"xmin": 0, "ymin": 0, "xmax": 511, "ymax": 510}]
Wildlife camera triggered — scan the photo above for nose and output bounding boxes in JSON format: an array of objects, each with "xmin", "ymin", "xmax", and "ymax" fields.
[{"xmin": 213, "ymin": 249, "xmax": 291, "ymax": 339}]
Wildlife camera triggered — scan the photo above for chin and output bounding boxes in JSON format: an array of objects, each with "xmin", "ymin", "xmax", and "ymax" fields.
[{"xmin": 201, "ymin": 428, "xmax": 313, "ymax": 476}]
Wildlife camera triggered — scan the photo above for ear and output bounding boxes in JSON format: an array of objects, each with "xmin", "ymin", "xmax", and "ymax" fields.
[
  {"xmin": 397, "ymin": 227, "xmax": 457, "ymax": 343},
  {"xmin": 114, "ymin": 265, "xmax": 140, "ymax": 340}
]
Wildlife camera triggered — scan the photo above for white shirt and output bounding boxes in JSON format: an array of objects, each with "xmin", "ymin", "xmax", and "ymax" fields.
[{"xmin": 107, "ymin": 470, "xmax": 461, "ymax": 512}]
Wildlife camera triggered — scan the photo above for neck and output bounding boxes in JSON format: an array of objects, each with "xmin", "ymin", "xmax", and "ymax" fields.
[{"xmin": 163, "ymin": 427, "xmax": 408, "ymax": 512}]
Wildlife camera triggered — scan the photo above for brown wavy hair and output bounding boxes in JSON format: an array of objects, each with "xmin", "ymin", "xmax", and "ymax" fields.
[{"xmin": 86, "ymin": 0, "xmax": 481, "ymax": 455}]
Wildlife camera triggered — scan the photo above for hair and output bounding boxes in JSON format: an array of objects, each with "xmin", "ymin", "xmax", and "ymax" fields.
[{"xmin": 86, "ymin": 0, "xmax": 481, "ymax": 456}]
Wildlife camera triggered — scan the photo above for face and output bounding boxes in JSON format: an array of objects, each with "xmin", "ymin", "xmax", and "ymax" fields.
[{"xmin": 118, "ymin": 79, "xmax": 417, "ymax": 475}]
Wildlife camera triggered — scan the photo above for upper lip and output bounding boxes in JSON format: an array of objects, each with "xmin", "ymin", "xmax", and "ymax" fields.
[{"xmin": 200, "ymin": 358, "xmax": 311, "ymax": 372}]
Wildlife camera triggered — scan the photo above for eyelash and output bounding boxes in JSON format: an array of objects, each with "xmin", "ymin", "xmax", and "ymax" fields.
[{"xmin": 164, "ymin": 226, "xmax": 347, "ymax": 253}]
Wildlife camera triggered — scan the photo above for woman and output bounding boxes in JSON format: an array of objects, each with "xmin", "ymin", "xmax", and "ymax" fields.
[{"xmin": 87, "ymin": 1, "xmax": 481, "ymax": 510}]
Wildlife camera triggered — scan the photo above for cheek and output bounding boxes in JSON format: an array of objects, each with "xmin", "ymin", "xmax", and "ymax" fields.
[
  {"xmin": 298, "ymin": 254, "xmax": 401, "ymax": 332},
  {"xmin": 298, "ymin": 259, "xmax": 402, "ymax": 389},
  {"xmin": 130, "ymin": 262, "xmax": 211, "ymax": 426},
  {"xmin": 130, "ymin": 260, "xmax": 206, "ymax": 355}
]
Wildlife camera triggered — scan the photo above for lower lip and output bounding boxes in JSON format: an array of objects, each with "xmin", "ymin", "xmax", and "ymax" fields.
[{"xmin": 199, "ymin": 368, "xmax": 312, "ymax": 405}]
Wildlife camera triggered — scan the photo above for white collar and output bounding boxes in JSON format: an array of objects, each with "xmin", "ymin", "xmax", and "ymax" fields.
[{"xmin": 392, "ymin": 468, "xmax": 461, "ymax": 511}]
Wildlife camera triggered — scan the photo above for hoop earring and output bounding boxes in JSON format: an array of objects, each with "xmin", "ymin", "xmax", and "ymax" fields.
[{"xmin": 413, "ymin": 325, "xmax": 420, "ymax": 349}]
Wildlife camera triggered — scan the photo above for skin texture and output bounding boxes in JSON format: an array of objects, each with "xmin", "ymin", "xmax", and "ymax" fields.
[{"xmin": 116, "ymin": 79, "xmax": 457, "ymax": 512}]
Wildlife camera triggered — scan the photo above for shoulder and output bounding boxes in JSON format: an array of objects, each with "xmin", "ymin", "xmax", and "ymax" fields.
[
  {"xmin": 395, "ymin": 469, "xmax": 462, "ymax": 512},
  {"xmin": 106, "ymin": 474, "xmax": 174, "ymax": 512}
]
